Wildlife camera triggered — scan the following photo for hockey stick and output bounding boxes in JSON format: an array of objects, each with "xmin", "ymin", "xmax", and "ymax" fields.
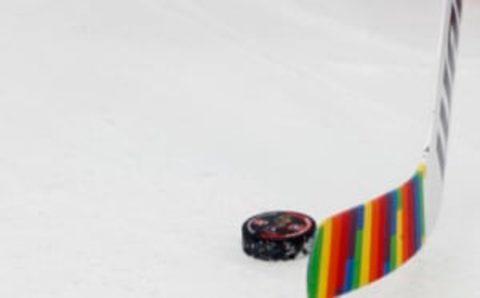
[{"xmin": 307, "ymin": 0, "xmax": 463, "ymax": 297}]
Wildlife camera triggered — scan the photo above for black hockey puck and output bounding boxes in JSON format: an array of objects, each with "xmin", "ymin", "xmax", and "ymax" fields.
[{"xmin": 242, "ymin": 211, "xmax": 316, "ymax": 261}]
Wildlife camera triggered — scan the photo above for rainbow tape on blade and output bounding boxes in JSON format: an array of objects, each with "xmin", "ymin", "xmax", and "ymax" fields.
[{"xmin": 307, "ymin": 164, "xmax": 426, "ymax": 298}]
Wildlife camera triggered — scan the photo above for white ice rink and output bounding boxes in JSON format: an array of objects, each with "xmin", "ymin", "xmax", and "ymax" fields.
[{"xmin": 0, "ymin": 0, "xmax": 479, "ymax": 297}]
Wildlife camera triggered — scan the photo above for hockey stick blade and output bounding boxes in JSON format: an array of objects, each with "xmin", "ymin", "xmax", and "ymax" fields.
[{"xmin": 307, "ymin": 0, "xmax": 463, "ymax": 297}]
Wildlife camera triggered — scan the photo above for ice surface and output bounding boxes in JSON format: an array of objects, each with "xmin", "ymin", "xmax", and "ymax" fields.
[{"xmin": 0, "ymin": 0, "xmax": 479, "ymax": 297}]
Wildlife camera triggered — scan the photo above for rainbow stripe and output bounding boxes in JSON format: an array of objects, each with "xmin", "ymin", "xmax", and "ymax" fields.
[{"xmin": 308, "ymin": 164, "xmax": 426, "ymax": 298}]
